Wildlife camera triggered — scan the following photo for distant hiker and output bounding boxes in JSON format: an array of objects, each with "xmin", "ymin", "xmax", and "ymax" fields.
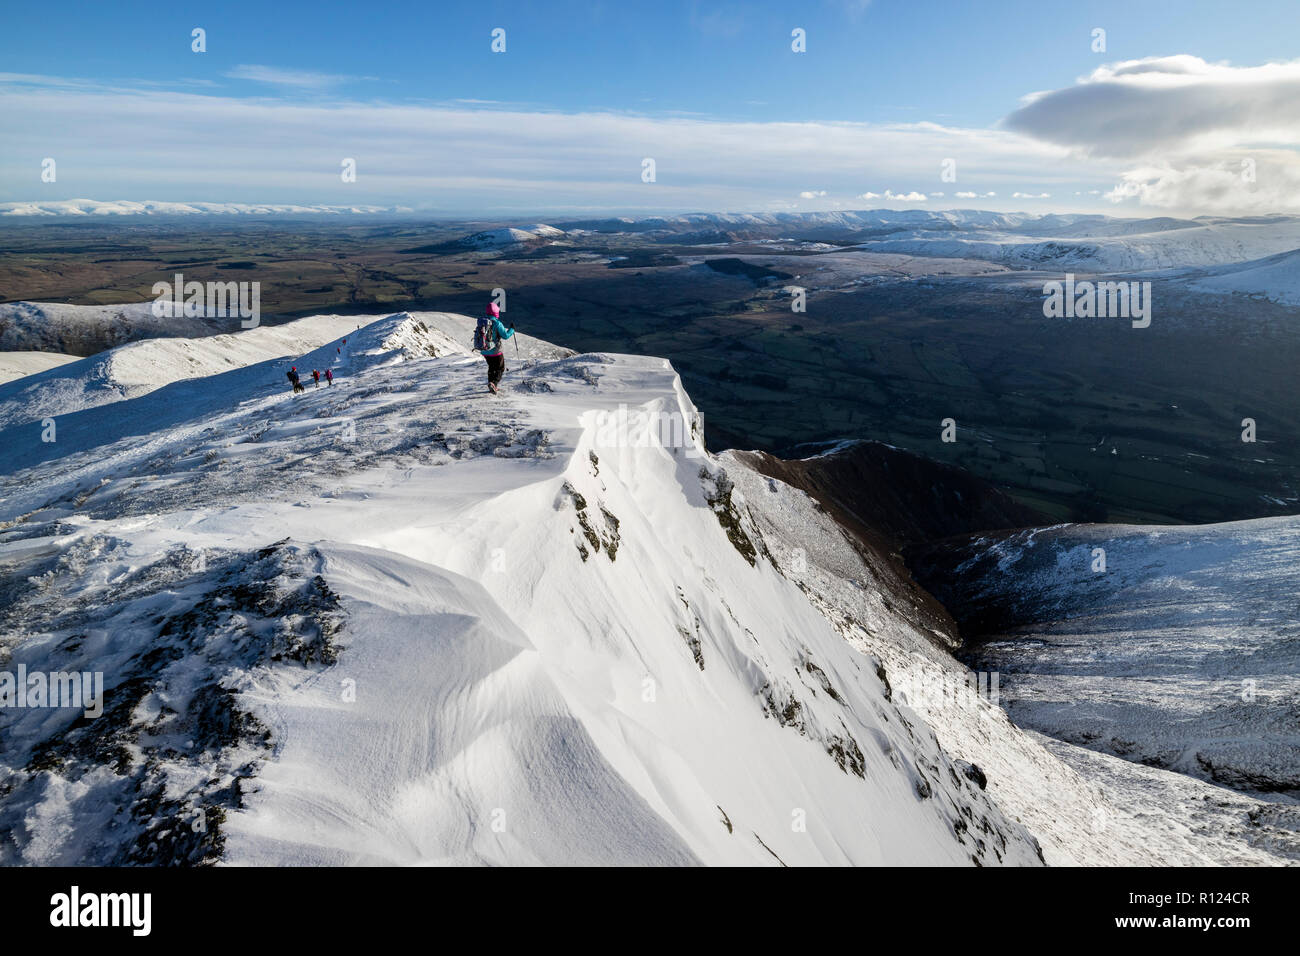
[
  {"xmin": 325, "ymin": 368, "xmax": 334, "ymax": 386},
  {"xmin": 287, "ymin": 366, "xmax": 304, "ymax": 394},
  {"xmin": 312, "ymin": 369, "xmax": 320, "ymax": 388},
  {"xmin": 473, "ymin": 301, "xmax": 516, "ymax": 394}
]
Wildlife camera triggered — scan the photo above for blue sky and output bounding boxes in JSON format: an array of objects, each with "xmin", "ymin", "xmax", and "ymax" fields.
[{"xmin": 2, "ymin": 0, "xmax": 1298, "ymax": 216}]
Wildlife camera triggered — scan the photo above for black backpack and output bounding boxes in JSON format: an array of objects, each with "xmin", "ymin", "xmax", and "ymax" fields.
[{"xmin": 474, "ymin": 318, "xmax": 500, "ymax": 352}]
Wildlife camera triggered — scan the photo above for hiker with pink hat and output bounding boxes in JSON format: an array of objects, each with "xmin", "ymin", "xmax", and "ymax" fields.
[{"xmin": 472, "ymin": 301, "xmax": 517, "ymax": 394}]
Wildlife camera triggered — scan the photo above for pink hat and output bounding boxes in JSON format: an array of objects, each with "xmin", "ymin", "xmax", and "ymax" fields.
[{"xmin": 486, "ymin": 302, "xmax": 500, "ymax": 318}]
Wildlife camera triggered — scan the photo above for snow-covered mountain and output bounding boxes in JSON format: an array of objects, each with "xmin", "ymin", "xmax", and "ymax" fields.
[
  {"xmin": 457, "ymin": 224, "xmax": 566, "ymax": 248},
  {"xmin": 1, "ymin": 311, "xmax": 1295, "ymax": 865},
  {"xmin": 0, "ymin": 301, "xmax": 238, "ymax": 357},
  {"xmin": 913, "ymin": 520, "xmax": 1300, "ymax": 798},
  {"xmin": 561, "ymin": 210, "xmax": 1300, "ymax": 273},
  {"xmin": 1184, "ymin": 248, "xmax": 1300, "ymax": 306},
  {"xmin": 856, "ymin": 216, "xmax": 1300, "ymax": 273}
]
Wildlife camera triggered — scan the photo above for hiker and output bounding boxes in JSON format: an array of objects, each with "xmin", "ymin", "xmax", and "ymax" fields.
[
  {"xmin": 287, "ymin": 366, "xmax": 304, "ymax": 394},
  {"xmin": 312, "ymin": 369, "xmax": 320, "ymax": 388},
  {"xmin": 473, "ymin": 302, "xmax": 516, "ymax": 394},
  {"xmin": 325, "ymin": 368, "xmax": 334, "ymax": 386}
]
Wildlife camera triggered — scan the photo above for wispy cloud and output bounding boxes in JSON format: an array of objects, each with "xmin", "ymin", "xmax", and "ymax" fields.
[
  {"xmin": 224, "ymin": 64, "xmax": 374, "ymax": 89},
  {"xmin": 0, "ymin": 73, "xmax": 1091, "ymax": 214}
]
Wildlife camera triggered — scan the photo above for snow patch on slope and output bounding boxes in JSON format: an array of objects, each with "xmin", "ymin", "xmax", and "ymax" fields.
[
  {"xmin": 0, "ymin": 352, "xmax": 78, "ymax": 386},
  {"xmin": 1185, "ymin": 248, "xmax": 1300, "ymax": 305}
]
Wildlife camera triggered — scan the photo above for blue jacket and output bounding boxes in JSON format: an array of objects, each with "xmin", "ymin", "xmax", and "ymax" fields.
[{"xmin": 479, "ymin": 317, "xmax": 514, "ymax": 357}]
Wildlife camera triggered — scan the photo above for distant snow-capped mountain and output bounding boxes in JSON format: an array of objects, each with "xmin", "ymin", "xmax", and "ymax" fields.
[
  {"xmin": 0, "ymin": 199, "xmax": 396, "ymax": 217},
  {"xmin": 459, "ymin": 224, "xmax": 566, "ymax": 248}
]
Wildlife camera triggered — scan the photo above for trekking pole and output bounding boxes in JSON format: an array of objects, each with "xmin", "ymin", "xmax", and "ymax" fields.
[{"xmin": 510, "ymin": 321, "xmax": 519, "ymax": 356}]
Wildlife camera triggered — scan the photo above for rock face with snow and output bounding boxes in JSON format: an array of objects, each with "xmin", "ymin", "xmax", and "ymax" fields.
[{"xmin": 0, "ymin": 310, "xmax": 1295, "ymax": 866}]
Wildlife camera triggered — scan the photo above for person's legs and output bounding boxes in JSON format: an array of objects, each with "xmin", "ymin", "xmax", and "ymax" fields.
[{"xmin": 487, "ymin": 354, "xmax": 505, "ymax": 389}]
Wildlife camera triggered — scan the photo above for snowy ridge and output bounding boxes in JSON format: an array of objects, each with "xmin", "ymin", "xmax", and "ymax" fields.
[
  {"xmin": 0, "ymin": 313, "xmax": 363, "ymax": 434},
  {"xmin": 0, "ymin": 312, "xmax": 1043, "ymax": 865}
]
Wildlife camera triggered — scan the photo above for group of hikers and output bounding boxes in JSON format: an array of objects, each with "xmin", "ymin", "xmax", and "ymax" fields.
[
  {"xmin": 284, "ymin": 305, "xmax": 519, "ymax": 396},
  {"xmin": 286, "ymin": 365, "xmax": 333, "ymax": 393}
]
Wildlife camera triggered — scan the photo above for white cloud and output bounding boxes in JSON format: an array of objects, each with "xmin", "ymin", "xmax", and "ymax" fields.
[
  {"xmin": 1003, "ymin": 55, "xmax": 1300, "ymax": 213},
  {"xmin": 1104, "ymin": 153, "xmax": 1300, "ymax": 211},
  {"xmin": 1012, "ymin": 192, "xmax": 1051, "ymax": 199},
  {"xmin": 858, "ymin": 189, "xmax": 927, "ymax": 202},
  {"xmin": 1005, "ymin": 55, "xmax": 1300, "ymax": 157},
  {"xmin": 799, "ymin": 189, "xmax": 828, "ymax": 198},
  {"xmin": 955, "ymin": 191, "xmax": 977, "ymax": 198}
]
